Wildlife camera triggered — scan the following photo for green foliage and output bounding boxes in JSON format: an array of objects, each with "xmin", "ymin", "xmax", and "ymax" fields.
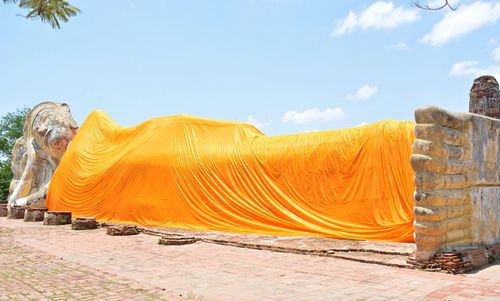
[
  {"xmin": 3, "ymin": 0, "xmax": 80, "ymax": 29},
  {"xmin": 0, "ymin": 107, "xmax": 29, "ymax": 201},
  {"xmin": 0, "ymin": 163, "xmax": 12, "ymax": 203},
  {"xmin": 0, "ymin": 107, "xmax": 29, "ymax": 163}
]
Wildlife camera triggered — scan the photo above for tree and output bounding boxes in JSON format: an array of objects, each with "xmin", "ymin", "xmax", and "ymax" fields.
[
  {"xmin": 411, "ymin": 0, "xmax": 459, "ymax": 10},
  {"xmin": 3, "ymin": 0, "xmax": 80, "ymax": 29},
  {"xmin": 0, "ymin": 107, "xmax": 30, "ymax": 201}
]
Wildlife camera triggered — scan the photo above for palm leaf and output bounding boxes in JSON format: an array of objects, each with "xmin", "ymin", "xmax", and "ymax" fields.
[{"xmin": 5, "ymin": 0, "xmax": 80, "ymax": 29}]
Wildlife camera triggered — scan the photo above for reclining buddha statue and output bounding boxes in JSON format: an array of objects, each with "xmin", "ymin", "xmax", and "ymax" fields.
[
  {"xmin": 45, "ymin": 110, "xmax": 417, "ymax": 242},
  {"xmin": 6, "ymin": 76, "xmax": 499, "ymax": 262}
]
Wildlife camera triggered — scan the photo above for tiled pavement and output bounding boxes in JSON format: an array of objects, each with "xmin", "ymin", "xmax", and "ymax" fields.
[
  {"xmin": 141, "ymin": 226, "xmax": 415, "ymax": 268},
  {"xmin": 0, "ymin": 226, "xmax": 175, "ymax": 301},
  {"xmin": 1, "ymin": 218, "xmax": 499, "ymax": 300}
]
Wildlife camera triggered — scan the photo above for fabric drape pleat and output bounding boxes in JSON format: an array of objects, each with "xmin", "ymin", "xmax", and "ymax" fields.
[{"xmin": 47, "ymin": 111, "xmax": 415, "ymax": 242}]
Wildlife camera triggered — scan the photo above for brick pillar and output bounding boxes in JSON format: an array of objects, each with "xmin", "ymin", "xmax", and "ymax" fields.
[{"xmin": 469, "ymin": 75, "xmax": 500, "ymax": 119}]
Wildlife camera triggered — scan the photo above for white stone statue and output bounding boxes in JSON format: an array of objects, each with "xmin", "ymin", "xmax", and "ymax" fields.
[{"xmin": 7, "ymin": 102, "xmax": 78, "ymax": 208}]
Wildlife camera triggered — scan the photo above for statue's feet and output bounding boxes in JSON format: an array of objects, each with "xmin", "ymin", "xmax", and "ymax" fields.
[{"xmin": 411, "ymin": 106, "xmax": 500, "ymax": 261}]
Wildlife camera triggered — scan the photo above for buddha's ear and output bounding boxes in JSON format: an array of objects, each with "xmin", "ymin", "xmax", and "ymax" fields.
[
  {"xmin": 61, "ymin": 103, "xmax": 71, "ymax": 112},
  {"xmin": 36, "ymin": 126, "xmax": 49, "ymax": 138}
]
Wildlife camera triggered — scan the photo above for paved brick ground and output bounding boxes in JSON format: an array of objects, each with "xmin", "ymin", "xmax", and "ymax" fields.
[
  {"xmin": 141, "ymin": 226, "xmax": 414, "ymax": 267},
  {"xmin": 0, "ymin": 227, "xmax": 177, "ymax": 301},
  {"xmin": 1, "ymin": 218, "xmax": 500, "ymax": 300}
]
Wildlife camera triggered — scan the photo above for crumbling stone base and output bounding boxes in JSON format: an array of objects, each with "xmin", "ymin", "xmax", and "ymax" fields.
[
  {"xmin": 7, "ymin": 206, "xmax": 26, "ymax": 219},
  {"xmin": 106, "ymin": 225, "xmax": 140, "ymax": 236},
  {"xmin": 469, "ymin": 75, "xmax": 500, "ymax": 119},
  {"xmin": 43, "ymin": 211, "xmax": 72, "ymax": 225},
  {"xmin": 24, "ymin": 208, "xmax": 48, "ymax": 222},
  {"xmin": 158, "ymin": 235, "xmax": 197, "ymax": 246},
  {"xmin": 407, "ymin": 243, "xmax": 500, "ymax": 274},
  {"xmin": 71, "ymin": 217, "xmax": 98, "ymax": 230},
  {"xmin": 0, "ymin": 204, "xmax": 7, "ymax": 217}
]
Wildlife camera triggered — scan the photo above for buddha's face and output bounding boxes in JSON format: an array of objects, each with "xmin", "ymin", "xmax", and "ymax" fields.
[
  {"xmin": 35, "ymin": 103, "xmax": 79, "ymax": 159},
  {"xmin": 45, "ymin": 125, "xmax": 78, "ymax": 158}
]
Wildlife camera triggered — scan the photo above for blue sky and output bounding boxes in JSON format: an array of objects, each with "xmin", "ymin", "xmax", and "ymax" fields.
[{"xmin": 1, "ymin": 0, "xmax": 499, "ymax": 135}]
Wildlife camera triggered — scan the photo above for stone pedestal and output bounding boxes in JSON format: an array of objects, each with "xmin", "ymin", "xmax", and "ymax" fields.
[
  {"xmin": 0, "ymin": 204, "xmax": 7, "ymax": 217},
  {"xmin": 24, "ymin": 208, "xmax": 48, "ymax": 222},
  {"xmin": 7, "ymin": 206, "xmax": 26, "ymax": 219},
  {"xmin": 106, "ymin": 225, "xmax": 140, "ymax": 236},
  {"xmin": 43, "ymin": 211, "xmax": 72, "ymax": 225},
  {"xmin": 158, "ymin": 235, "xmax": 197, "ymax": 246},
  {"xmin": 469, "ymin": 75, "xmax": 500, "ymax": 119},
  {"xmin": 71, "ymin": 217, "xmax": 98, "ymax": 230}
]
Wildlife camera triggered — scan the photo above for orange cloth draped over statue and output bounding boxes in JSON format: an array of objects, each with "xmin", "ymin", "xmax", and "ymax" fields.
[{"xmin": 47, "ymin": 111, "xmax": 416, "ymax": 242}]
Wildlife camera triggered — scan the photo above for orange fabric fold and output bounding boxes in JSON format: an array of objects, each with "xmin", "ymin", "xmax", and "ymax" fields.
[{"xmin": 47, "ymin": 111, "xmax": 415, "ymax": 242}]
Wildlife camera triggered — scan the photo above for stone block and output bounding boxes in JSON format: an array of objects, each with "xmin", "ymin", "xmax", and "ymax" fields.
[
  {"xmin": 43, "ymin": 211, "xmax": 72, "ymax": 225},
  {"xmin": 24, "ymin": 208, "xmax": 48, "ymax": 222},
  {"xmin": 7, "ymin": 206, "xmax": 26, "ymax": 219},
  {"xmin": 106, "ymin": 225, "xmax": 140, "ymax": 236},
  {"xmin": 71, "ymin": 217, "xmax": 98, "ymax": 230},
  {"xmin": 0, "ymin": 204, "xmax": 7, "ymax": 217},
  {"xmin": 158, "ymin": 235, "xmax": 197, "ymax": 246}
]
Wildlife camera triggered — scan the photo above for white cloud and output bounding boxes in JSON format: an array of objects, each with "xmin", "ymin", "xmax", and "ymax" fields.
[
  {"xmin": 346, "ymin": 85, "xmax": 379, "ymax": 101},
  {"xmin": 427, "ymin": 0, "xmax": 461, "ymax": 9},
  {"xmin": 488, "ymin": 37, "xmax": 499, "ymax": 46},
  {"xmin": 303, "ymin": 128, "xmax": 319, "ymax": 133},
  {"xmin": 450, "ymin": 60, "xmax": 500, "ymax": 80},
  {"xmin": 246, "ymin": 115, "xmax": 272, "ymax": 130},
  {"xmin": 358, "ymin": 121, "xmax": 370, "ymax": 126},
  {"xmin": 282, "ymin": 107, "xmax": 345, "ymax": 125},
  {"xmin": 391, "ymin": 42, "xmax": 410, "ymax": 50},
  {"xmin": 333, "ymin": 1, "xmax": 419, "ymax": 36},
  {"xmin": 422, "ymin": 1, "xmax": 500, "ymax": 46},
  {"xmin": 493, "ymin": 46, "xmax": 500, "ymax": 62},
  {"xmin": 450, "ymin": 61, "xmax": 479, "ymax": 76}
]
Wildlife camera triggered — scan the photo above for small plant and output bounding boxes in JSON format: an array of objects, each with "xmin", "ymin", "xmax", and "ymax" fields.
[{"xmin": 487, "ymin": 252, "xmax": 496, "ymax": 264}]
